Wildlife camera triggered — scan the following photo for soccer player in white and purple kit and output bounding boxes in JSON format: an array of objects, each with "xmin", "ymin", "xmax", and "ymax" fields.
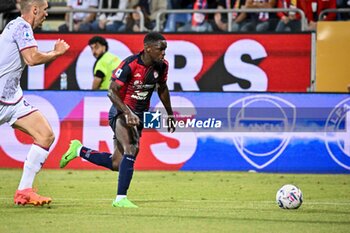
[{"xmin": 0, "ymin": 0, "xmax": 69, "ymax": 206}]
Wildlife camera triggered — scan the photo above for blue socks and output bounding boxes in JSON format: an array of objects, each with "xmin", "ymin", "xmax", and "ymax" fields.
[
  {"xmin": 79, "ymin": 148, "xmax": 135, "ymax": 195},
  {"xmin": 79, "ymin": 146, "xmax": 113, "ymax": 170},
  {"xmin": 117, "ymin": 154, "xmax": 135, "ymax": 195}
]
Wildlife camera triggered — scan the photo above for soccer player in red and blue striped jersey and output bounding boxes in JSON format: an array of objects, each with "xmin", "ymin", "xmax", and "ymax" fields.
[{"xmin": 60, "ymin": 32, "xmax": 176, "ymax": 208}]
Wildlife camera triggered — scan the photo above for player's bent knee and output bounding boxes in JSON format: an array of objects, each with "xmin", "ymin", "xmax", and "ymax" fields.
[
  {"xmin": 134, "ymin": 143, "xmax": 139, "ymax": 152},
  {"xmin": 47, "ymin": 133, "xmax": 55, "ymax": 146},
  {"xmin": 111, "ymin": 162, "xmax": 119, "ymax": 171},
  {"xmin": 123, "ymin": 144, "xmax": 138, "ymax": 156},
  {"xmin": 130, "ymin": 144, "xmax": 139, "ymax": 156},
  {"xmin": 36, "ymin": 132, "xmax": 55, "ymax": 148},
  {"xmin": 134, "ymin": 147, "xmax": 139, "ymax": 157},
  {"xmin": 45, "ymin": 131, "xmax": 55, "ymax": 145}
]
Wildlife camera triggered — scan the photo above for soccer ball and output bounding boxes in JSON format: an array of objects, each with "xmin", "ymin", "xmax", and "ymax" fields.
[{"xmin": 276, "ymin": 184, "xmax": 303, "ymax": 209}]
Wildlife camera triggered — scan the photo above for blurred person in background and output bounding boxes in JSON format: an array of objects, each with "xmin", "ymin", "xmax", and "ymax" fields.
[
  {"xmin": 336, "ymin": 0, "xmax": 350, "ymax": 20},
  {"xmin": 128, "ymin": 0, "xmax": 167, "ymax": 30},
  {"xmin": 124, "ymin": 3, "xmax": 153, "ymax": 32},
  {"xmin": 240, "ymin": 0, "xmax": 277, "ymax": 32},
  {"xmin": 300, "ymin": 0, "xmax": 336, "ymax": 31},
  {"xmin": 0, "ymin": 0, "xmax": 18, "ymax": 13},
  {"xmin": 82, "ymin": 0, "xmax": 128, "ymax": 32},
  {"xmin": 275, "ymin": 0, "xmax": 302, "ymax": 32},
  {"xmin": 163, "ymin": 0, "xmax": 193, "ymax": 32},
  {"xmin": 0, "ymin": 0, "xmax": 21, "ymax": 27},
  {"xmin": 58, "ymin": 0, "xmax": 98, "ymax": 32},
  {"xmin": 214, "ymin": 0, "xmax": 247, "ymax": 32},
  {"xmin": 178, "ymin": 0, "xmax": 217, "ymax": 32},
  {"xmin": 88, "ymin": 36, "xmax": 121, "ymax": 90}
]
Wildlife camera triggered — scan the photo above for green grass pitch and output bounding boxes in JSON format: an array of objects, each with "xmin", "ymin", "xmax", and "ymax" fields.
[{"xmin": 0, "ymin": 169, "xmax": 349, "ymax": 233}]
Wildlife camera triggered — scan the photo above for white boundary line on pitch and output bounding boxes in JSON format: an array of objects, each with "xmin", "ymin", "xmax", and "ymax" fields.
[{"xmin": 1, "ymin": 197, "xmax": 350, "ymax": 206}]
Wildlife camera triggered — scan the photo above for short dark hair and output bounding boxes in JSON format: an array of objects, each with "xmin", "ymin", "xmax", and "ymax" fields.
[
  {"xmin": 144, "ymin": 32, "xmax": 166, "ymax": 45},
  {"xmin": 20, "ymin": 0, "xmax": 46, "ymax": 13},
  {"xmin": 88, "ymin": 36, "xmax": 109, "ymax": 51}
]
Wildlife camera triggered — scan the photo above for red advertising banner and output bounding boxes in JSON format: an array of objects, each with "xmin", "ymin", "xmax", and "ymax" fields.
[{"xmin": 24, "ymin": 33, "xmax": 311, "ymax": 92}]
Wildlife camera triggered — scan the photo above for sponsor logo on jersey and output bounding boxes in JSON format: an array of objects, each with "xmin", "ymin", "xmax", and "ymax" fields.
[
  {"xmin": 131, "ymin": 90, "xmax": 149, "ymax": 100},
  {"xmin": 115, "ymin": 68, "xmax": 123, "ymax": 78},
  {"xmin": 133, "ymin": 80, "xmax": 143, "ymax": 89},
  {"xmin": 153, "ymin": 71, "xmax": 159, "ymax": 79},
  {"xmin": 133, "ymin": 80, "xmax": 154, "ymax": 90},
  {"xmin": 23, "ymin": 30, "xmax": 33, "ymax": 40}
]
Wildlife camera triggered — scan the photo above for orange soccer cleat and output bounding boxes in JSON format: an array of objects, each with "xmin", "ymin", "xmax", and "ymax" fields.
[{"xmin": 14, "ymin": 188, "xmax": 52, "ymax": 206}]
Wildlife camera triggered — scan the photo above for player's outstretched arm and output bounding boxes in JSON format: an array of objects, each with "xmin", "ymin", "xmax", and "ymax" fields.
[
  {"xmin": 21, "ymin": 39, "xmax": 70, "ymax": 66},
  {"xmin": 157, "ymin": 82, "xmax": 175, "ymax": 133}
]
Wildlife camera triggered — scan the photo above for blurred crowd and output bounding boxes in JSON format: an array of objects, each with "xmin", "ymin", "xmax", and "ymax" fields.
[{"xmin": 1, "ymin": 0, "xmax": 350, "ymax": 32}]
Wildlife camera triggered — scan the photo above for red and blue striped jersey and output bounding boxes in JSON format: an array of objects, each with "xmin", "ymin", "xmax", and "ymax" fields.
[{"xmin": 111, "ymin": 51, "xmax": 168, "ymax": 113}]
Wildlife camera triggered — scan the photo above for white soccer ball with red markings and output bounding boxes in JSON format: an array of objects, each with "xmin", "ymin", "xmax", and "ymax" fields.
[{"xmin": 276, "ymin": 184, "xmax": 303, "ymax": 209}]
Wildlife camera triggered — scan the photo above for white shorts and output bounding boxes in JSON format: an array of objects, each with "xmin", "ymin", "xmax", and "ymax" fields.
[{"xmin": 0, "ymin": 98, "xmax": 38, "ymax": 126}]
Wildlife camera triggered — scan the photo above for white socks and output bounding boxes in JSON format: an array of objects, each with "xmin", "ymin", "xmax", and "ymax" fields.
[
  {"xmin": 77, "ymin": 145, "xmax": 82, "ymax": 157},
  {"xmin": 115, "ymin": 195, "xmax": 126, "ymax": 202},
  {"xmin": 18, "ymin": 144, "xmax": 49, "ymax": 190}
]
